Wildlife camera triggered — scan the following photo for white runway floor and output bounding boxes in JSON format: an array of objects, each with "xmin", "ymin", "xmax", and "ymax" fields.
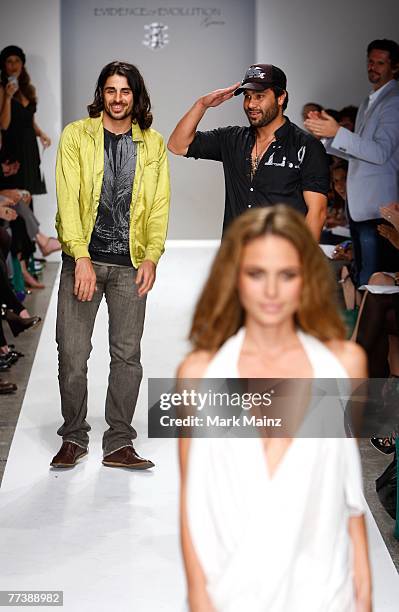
[{"xmin": 0, "ymin": 245, "xmax": 398, "ymax": 611}]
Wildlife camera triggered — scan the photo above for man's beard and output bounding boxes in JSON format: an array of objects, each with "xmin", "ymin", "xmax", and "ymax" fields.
[
  {"xmin": 104, "ymin": 103, "xmax": 132, "ymax": 121},
  {"xmin": 368, "ymin": 71, "xmax": 379, "ymax": 83},
  {"xmin": 245, "ymin": 99, "xmax": 279, "ymax": 127}
]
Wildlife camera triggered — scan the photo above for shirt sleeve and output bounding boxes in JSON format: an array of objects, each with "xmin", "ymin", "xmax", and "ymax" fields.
[
  {"xmin": 300, "ymin": 137, "xmax": 330, "ymax": 195},
  {"xmin": 144, "ymin": 135, "xmax": 170, "ymax": 265},
  {"xmin": 55, "ymin": 124, "xmax": 90, "ymax": 260},
  {"xmin": 185, "ymin": 129, "xmax": 223, "ymax": 162},
  {"xmin": 324, "ymin": 137, "xmax": 351, "ymax": 161}
]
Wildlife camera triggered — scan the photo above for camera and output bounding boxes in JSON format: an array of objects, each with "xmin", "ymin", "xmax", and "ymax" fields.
[{"xmin": 7, "ymin": 75, "xmax": 18, "ymax": 88}]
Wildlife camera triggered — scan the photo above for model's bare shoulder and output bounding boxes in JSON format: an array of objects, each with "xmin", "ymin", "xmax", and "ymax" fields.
[
  {"xmin": 177, "ymin": 350, "xmax": 214, "ymax": 379},
  {"xmin": 325, "ymin": 339, "xmax": 368, "ymax": 378}
]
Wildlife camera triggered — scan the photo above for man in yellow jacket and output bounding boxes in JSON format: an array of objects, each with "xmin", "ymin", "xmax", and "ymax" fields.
[{"xmin": 51, "ymin": 61, "xmax": 170, "ymax": 470}]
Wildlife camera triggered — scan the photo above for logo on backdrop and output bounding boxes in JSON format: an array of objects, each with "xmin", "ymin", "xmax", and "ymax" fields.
[
  {"xmin": 94, "ymin": 7, "xmax": 225, "ymax": 28},
  {"xmin": 143, "ymin": 22, "xmax": 169, "ymax": 50}
]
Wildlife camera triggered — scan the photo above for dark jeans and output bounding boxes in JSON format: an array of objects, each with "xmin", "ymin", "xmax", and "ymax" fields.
[
  {"xmin": 56, "ymin": 257, "xmax": 147, "ymax": 456},
  {"xmin": 349, "ymin": 213, "xmax": 399, "ymax": 287}
]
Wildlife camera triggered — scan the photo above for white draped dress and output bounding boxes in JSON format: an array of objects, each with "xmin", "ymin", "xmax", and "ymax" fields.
[{"xmin": 186, "ymin": 328, "xmax": 365, "ymax": 612}]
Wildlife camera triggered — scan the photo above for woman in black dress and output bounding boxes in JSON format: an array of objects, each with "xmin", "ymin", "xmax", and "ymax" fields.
[
  {"xmin": 0, "ymin": 45, "xmax": 51, "ymax": 288},
  {"xmin": 0, "ymin": 45, "xmax": 50, "ymax": 192}
]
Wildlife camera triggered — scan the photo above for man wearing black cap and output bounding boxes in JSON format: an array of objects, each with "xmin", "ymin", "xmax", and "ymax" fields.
[{"xmin": 168, "ymin": 64, "xmax": 329, "ymax": 238}]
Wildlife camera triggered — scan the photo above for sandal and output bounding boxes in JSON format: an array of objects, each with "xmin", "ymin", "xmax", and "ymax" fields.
[{"xmin": 370, "ymin": 436, "xmax": 396, "ymax": 455}]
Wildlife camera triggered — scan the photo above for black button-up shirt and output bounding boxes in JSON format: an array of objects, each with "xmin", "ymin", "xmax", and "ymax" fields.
[{"xmin": 186, "ymin": 117, "xmax": 330, "ymax": 232}]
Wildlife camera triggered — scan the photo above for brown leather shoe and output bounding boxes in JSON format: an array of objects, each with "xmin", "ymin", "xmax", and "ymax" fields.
[
  {"xmin": 102, "ymin": 446, "xmax": 154, "ymax": 470},
  {"xmin": 50, "ymin": 441, "xmax": 88, "ymax": 468}
]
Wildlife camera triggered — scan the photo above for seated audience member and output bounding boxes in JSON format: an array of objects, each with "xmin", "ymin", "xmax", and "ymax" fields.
[
  {"xmin": 328, "ymin": 160, "xmax": 348, "ymax": 228},
  {"xmin": 0, "ymin": 189, "xmax": 60, "ymax": 257},
  {"xmin": 0, "ymin": 203, "xmax": 41, "ymax": 336},
  {"xmin": 338, "ymin": 105, "xmax": 358, "ymax": 132},
  {"xmin": 354, "ymin": 271, "xmax": 399, "ymax": 377},
  {"xmin": 354, "ymin": 272, "xmax": 399, "ymax": 454},
  {"xmin": 324, "ymin": 108, "xmax": 340, "ymax": 122},
  {"xmin": 0, "ymin": 144, "xmax": 45, "ymax": 288},
  {"xmin": 0, "ymin": 123, "xmax": 57, "ymax": 289},
  {"xmin": 302, "ymin": 101, "xmax": 323, "ymax": 123},
  {"xmin": 352, "ymin": 204, "xmax": 399, "ymax": 453},
  {"xmin": 319, "ymin": 161, "xmax": 347, "ymax": 245}
]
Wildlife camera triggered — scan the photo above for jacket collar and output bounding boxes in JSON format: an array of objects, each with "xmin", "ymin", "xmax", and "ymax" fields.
[
  {"xmin": 366, "ymin": 79, "xmax": 398, "ymax": 113},
  {"xmin": 356, "ymin": 79, "xmax": 398, "ymax": 133},
  {"xmin": 83, "ymin": 112, "xmax": 144, "ymax": 142}
]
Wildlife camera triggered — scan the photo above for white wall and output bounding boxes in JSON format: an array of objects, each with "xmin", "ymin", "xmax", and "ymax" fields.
[
  {"xmin": 256, "ymin": 0, "xmax": 399, "ymax": 127},
  {"xmin": 0, "ymin": 0, "xmax": 62, "ymax": 247},
  {"xmin": 60, "ymin": 0, "xmax": 255, "ymax": 239}
]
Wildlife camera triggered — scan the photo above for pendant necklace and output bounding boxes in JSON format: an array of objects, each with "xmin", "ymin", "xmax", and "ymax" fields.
[{"xmin": 251, "ymin": 134, "xmax": 275, "ymax": 179}]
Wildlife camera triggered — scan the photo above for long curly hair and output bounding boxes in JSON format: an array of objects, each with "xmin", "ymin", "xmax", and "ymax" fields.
[
  {"xmin": 0, "ymin": 66, "xmax": 37, "ymax": 108},
  {"xmin": 189, "ymin": 205, "xmax": 346, "ymax": 352},
  {"xmin": 87, "ymin": 61, "xmax": 152, "ymax": 129}
]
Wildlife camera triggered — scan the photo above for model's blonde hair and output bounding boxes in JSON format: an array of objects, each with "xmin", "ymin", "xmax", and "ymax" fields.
[{"xmin": 189, "ymin": 205, "xmax": 346, "ymax": 351}]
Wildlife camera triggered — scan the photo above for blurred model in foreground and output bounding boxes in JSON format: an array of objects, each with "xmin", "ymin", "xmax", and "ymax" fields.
[{"xmin": 178, "ymin": 206, "xmax": 371, "ymax": 611}]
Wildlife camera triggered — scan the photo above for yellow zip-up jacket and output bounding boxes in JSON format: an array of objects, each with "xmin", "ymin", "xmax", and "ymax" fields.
[{"xmin": 55, "ymin": 114, "xmax": 170, "ymax": 268}]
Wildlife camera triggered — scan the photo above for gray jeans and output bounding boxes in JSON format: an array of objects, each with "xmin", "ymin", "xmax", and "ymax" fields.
[{"xmin": 56, "ymin": 256, "xmax": 147, "ymax": 455}]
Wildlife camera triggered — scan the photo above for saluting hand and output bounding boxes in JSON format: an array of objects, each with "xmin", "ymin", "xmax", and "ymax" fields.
[{"xmin": 199, "ymin": 82, "xmax": 241, "ymax": 110}]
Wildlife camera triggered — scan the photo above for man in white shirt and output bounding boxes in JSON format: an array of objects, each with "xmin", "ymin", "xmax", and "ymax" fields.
[{"xmin": 305, "ymin": 39, "xmax": 399, "ymax": 286}]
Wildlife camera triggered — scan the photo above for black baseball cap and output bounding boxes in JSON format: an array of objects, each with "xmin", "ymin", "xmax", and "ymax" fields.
[{"xmin": 234, "ymin": 64, "xmax": 287, "ymax": 96}]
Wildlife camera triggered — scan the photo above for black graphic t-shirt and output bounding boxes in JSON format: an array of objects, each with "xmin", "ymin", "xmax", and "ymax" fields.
[
  {"xmin": 89, "ymin": 128, "xmax": 137, "ymax": 266},
  {"xmin": 186, "ymin": 117, "xmax": 330, "ymax": 232}
]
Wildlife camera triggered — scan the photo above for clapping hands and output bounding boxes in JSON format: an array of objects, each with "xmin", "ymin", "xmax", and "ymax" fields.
[{"xmin": 304, "ymin": 110, "xmax": 340, "ymax": 139}]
